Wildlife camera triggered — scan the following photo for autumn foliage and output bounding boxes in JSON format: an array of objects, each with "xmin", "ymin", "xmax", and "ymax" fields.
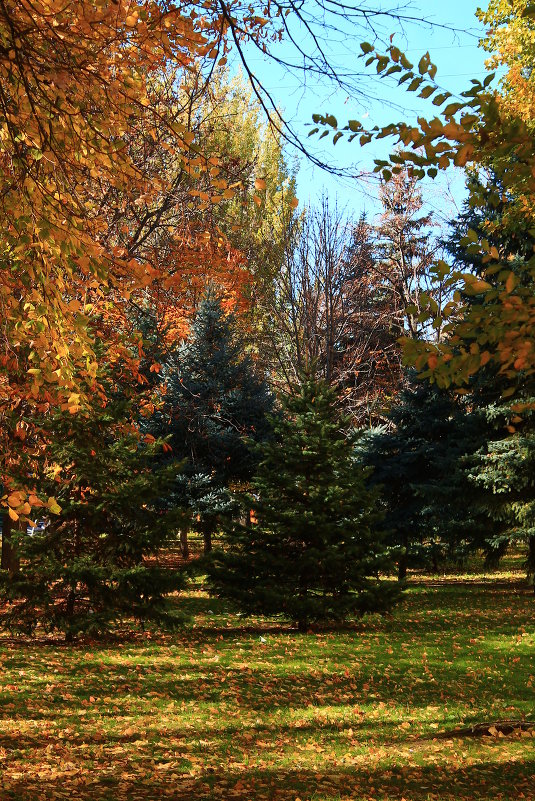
[
  {"xmin": 314, "ymin": 24, "xmax": 535, "ymax": 393},
  {"xmin": 0, "ymin": 1, "xmax": 270, "ymax": 516}
]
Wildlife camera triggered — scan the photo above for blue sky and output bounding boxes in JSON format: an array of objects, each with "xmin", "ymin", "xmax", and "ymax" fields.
[{"xmin": 234, "ymin": 0, "xmax": 493, "ymax": 225}]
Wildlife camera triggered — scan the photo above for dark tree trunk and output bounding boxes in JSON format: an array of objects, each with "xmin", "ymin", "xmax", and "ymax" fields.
[
  {"xmin": 527, "ymin": 535, "xmax": 535, "ymax": 595},
  {"xmin": 180, "ymin": 528, "xmax": 189, "ymax": 560},
  {"xmin": 1, "ymin": 515, "xmax": 19, "ymax": 576},
  {"xmin": 64, "ymin": 587, "xmax": 76, "ymax": 643},
  {"xmin": 203, "ymin": 526, "xmax": 212, "ymax": 555},
  {"xmin": 297, "ymin": 619, "xmax": 308, "ymax": 633},
  {"xmin": 397, "ymin": 554, "xmax": 407, "ymax": 582}
]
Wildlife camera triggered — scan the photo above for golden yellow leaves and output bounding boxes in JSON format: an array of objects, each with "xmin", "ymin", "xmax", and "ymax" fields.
[
  {"xmin": 454, "ymin": 144, "xmax": 475, "ymax": 167},
  {"xmin": 463, "ymin": 274, "xmax": 494, "ymax": 295},
  {"xmin": 1, "ymin": 487, "xmax": 60, "ymax": 520}
]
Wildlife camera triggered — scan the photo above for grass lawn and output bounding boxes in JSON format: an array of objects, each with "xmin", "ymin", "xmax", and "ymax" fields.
[{"xmin": 0, "ymin": 566, "xmax": 533, "ymax": 800}]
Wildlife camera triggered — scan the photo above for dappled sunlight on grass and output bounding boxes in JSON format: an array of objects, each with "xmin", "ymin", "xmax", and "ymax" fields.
[{"xmin": 0, "ymin": 570, "xmax": 533, "ymax": 800}]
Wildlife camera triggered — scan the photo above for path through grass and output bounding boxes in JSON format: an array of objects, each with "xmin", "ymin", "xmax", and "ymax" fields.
[{"xmin": 0, "ymin": 571, "xmax": 533, "ymax": 800}]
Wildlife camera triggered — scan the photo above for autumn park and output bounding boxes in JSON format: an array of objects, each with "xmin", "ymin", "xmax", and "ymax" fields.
[{"xmin": 0, "ymin": 0, "xmax": 534, "ymax": 798}]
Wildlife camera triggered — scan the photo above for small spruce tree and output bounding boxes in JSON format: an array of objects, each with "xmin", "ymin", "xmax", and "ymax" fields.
[
  {"xmin": 466, "ymin": 401, "xmax": 535, "ymax": 585},
  {"xmin": 207, "ymin": 377, "xmax": 400, "ymax": 630},
  {"xmin": 359, "ymin": 376, "xmax": 487, "ymax": 578}
]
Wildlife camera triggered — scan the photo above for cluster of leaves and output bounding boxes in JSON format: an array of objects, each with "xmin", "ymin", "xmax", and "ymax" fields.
[{"xmin": 313, "ymin": 27, "xmax": 535, "ymax": 393}]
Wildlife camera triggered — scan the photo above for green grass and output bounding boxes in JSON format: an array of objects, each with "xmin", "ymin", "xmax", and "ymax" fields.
[{"xmin": 0, "ymin": 566, "xmax": 533, "ymax": 800}]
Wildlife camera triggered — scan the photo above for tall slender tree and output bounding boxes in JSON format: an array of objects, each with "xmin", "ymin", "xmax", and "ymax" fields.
[{"xmin": 150, "ymin": 291, "xmax": 273, "ymax": 552}]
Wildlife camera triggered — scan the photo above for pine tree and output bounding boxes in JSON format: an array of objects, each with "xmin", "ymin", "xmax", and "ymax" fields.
[
  {"xmin": 374, "ymin": 169, "xmax": 438, "ymax": 341},
  {"xmin": 150, "ymin": 291, "xmax": 273, "ymax": 553},
  {"xmin": 359, "ymin": 376, "xmax": 486, "ymax": 578},
  {"xmin": 207, "ymin": 377, "xmax": 400, "ymax": 630},
  {"xmin": 466, "ymin": 406, "xmax": 535, "ymax": 586},
  {"xmin": 0, "ymin": 394, "xmax": 185, "ymax": 640}
]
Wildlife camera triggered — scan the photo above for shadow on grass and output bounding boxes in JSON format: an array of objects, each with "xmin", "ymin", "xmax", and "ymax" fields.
[
  {"xmin": 1, "ymin": 649, "xmax": 533, "ymax": 723},
  {"xmin": 0, "ymin": 716, "xmax": 443, "ymax": 752},
  {"xmin": 1, "ymin": 756, "xmax": 533, "ymax": 800}
]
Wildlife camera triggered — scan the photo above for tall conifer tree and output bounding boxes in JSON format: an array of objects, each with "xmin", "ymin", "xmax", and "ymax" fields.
[
  {"xmin": 207, "ymin": 377, "xmax": 400, "ymax": 630},
  {"xmin": 151, "ymin": 291, "xmax": 273, "ymax": 552}
]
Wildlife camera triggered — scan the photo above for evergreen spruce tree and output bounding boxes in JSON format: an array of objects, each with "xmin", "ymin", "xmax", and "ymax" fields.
[
  {"xmin": 444, "ymin": 168, "xmax": 535, "ymax": 580},
  {"xmin": 359, "ymin": 376, "xmax": 486, "ymax": 578},
  {"xmin": 207, "ymin": 377, "xmax": 400, "ymax": 630},
  {"xmin": 0, "ymin": 394, "xmax": 185, "ymax": 640},
  {"xmin": 149, "ymin": 291, "xmax": 273, "ymax": 553},
  {"xmin": 466, "ymin": 404, "xmax": 535, "ymax": 585}
]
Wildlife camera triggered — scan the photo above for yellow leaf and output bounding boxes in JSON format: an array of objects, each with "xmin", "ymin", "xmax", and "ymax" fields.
[
  {"xmin": 464, "ymin": 275, "xmax": 492, "ymax": 294},
  {"xmin": 454, "ymin": 144, "xmax": 474, "ymax": 167},
  {"xmin": 47, "ymin": 498, "xmax": 62, "ymax": 515},
  {"xmin": 505, "ymin": 271, "xmax": 517, "ymax": 293},
  {"xmin": 7, "ymin": 491, "xmax": 24, "ymax": 508}
]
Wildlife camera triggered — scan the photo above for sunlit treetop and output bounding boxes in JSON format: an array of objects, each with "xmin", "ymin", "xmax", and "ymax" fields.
[{"xmin": 478, "ymin": 0, "xmax": 535, "ymax": 124}]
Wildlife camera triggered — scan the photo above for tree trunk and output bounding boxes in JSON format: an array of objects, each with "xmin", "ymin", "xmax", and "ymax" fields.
[
  {"xmin": 397, "ymin": 553, "xmax": 407, "ymax": 582},
  {"xmin": 1, "ymin": 515, "xmax": 20, "ymax": 576},
  {"xmin": 64, "ymin": 587, "xmax": 76, "ymax": 643},
  {"xmin": 203, "ymin": 526, "xmax": 212, "ymax": 555},
  {"xmin": 527, "ymin": 535, "xmax": 535, "ymax": 595},
  {"xmin": 297, "ymin": 619, "xmax": 308, "ymax": 633},
  {"xmin": 180, "ymin": 528, "xmax": 189, "ymax": 560}
]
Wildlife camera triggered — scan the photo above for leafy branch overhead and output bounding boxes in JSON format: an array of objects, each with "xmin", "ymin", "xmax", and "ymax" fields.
[{"xmin": 312, "ymin": 35, "xmax": 535, "ymax": 393}]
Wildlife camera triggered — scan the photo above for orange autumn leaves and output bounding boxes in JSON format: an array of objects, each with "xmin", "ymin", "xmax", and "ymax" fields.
[
  {"xmin": 0, "ymin": 0, "xmax": 252, "ymax": 398},
  {"xmin": 0, "ymin": 0, "xmax": 272, "ymax": 515}
]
